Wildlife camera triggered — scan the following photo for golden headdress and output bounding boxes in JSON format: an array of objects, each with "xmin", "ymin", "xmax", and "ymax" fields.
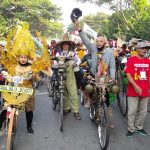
[
  {"xmin": 1, "ymin": 21, "xmax": 51, "ymax": 76},
  {"xmin": 6, "ymin": 21, "xmax": 36, "ymax": 59}
]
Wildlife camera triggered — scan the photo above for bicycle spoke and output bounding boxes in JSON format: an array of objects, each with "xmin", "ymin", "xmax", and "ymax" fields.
[
  {"xmin": 59, "ymin": 92, "xmax": 63, "ymax": 132},
  {"xmin": 98, "ymin": 105, "xmax": 110, "ymax": 150},
  {"xmin": 117, "ymin": 69, "xmax": 128, "ymax": 116}
]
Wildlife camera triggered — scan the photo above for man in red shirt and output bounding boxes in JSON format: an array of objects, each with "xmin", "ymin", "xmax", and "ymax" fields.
[{"xmin": 125, "ymin": 42, "xmax": 150, "ymax": 138}]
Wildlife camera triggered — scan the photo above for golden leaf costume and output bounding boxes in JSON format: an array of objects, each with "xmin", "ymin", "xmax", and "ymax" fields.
[{"xmin": 1, "ymin": 22, "xmax": 51, "ymax": 110}]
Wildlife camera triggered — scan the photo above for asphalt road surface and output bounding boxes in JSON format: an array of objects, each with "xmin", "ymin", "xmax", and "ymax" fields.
[{"xmin": 0, "ymin": 84, "xmax": 150, "ymax": 150}]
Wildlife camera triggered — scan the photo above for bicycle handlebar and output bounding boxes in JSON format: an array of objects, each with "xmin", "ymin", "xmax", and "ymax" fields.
[{"xmin": 50, "ymin": 56, "xmax": 74, "ymax": 61}]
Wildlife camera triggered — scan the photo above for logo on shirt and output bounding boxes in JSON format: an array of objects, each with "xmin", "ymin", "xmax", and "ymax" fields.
[{"xmin": 134, "ymin": 64, "xmax": 149, "ymax": 67}]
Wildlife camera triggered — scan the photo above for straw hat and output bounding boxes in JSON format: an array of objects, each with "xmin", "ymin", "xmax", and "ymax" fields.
[{"xmin": 56, "ymin": 33, "xmax": 76, "ymax": 50}]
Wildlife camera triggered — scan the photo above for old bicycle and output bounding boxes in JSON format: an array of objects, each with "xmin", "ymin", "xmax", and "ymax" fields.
[
  {"xmin": 49, "ymin": 56, "xmax": 69, "ymax": 132},
  {"xmin": 0, "ymin": 73, "xmax": 33, "ymax": 150},
  {"xmin": 88, "ymin": 75, "xmax": 118, "ymax": 150},
  {"xmin": 115, "ymin": 54, "xmax": 130, "ymax": 116}
]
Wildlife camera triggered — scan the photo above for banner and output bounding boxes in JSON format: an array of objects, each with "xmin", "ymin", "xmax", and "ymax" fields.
[
  {"xmin": 0, "ymin": 85, "xmax": 33, "ymax": 95},
  {"xmin": 117, "ymin": 37, "xmax": 123, "ymax": 48},
  {"xmin": 83, "ymin": 23, "xmax": 97, "ymax": 39}
]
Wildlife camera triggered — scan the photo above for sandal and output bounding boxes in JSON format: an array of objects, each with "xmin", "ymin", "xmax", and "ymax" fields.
[
  {"xmin": 74, "ymin": 113, "xmax": 81, "ymax": 120},
  {"xmin": 107, "ymin": 124, "xmax": 115, "ymax": 129}
]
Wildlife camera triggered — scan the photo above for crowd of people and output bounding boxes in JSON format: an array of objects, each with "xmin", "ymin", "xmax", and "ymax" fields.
[
  {"xmin": 0, "ymin": 19, "xmax": 150, "ymax": 141},
  {"xmin": 46, "ymin": 20, "xmax": 150, "ymax": 138}
]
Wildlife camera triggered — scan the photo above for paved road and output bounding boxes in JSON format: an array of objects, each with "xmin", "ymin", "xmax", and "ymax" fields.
[{"xmin": 1, "ymin": 84, "xmax": 150, "ymax": 150}]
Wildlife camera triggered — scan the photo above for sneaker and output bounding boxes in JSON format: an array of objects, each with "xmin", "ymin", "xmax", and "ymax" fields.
[
  {"xmin": 126, "ymin": 131, "xmax": 134, "ymax": 138},
  {"xmin": 27, "ymin": 127, "xmax": 34, "ymax": 135},
  {"xmin": 136, "ymin": 129, "xmax": 147, "ymax": 136}
]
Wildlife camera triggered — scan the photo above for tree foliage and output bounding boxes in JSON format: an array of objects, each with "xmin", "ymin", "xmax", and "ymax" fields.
[
  {"xmin": 67, "ymin": 13, "xmax": 109, "ymax": 36},
  {"xmin": 75, "ymin": 0, "xmax": 150, "ymax": 41},
  {"xmin": 0, "ymin": 0, "xmax": 64, "ymax": 39}
]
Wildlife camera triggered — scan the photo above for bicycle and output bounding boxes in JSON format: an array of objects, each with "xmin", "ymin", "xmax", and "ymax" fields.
[
  {"xmin": 79, "ymin": 66, "xmax": 92, "ymax": 106},
  {"xmin": 115, "ymin": 54, "xmax": 129, "ymax": 116},
  {"xmin": 0, "ymin": 73, "xmax": 33, "ymax": 150},
  {"xmin": 47, "ymin": 68, "xmax": 58, "ymax": 98},
  {"xmin": 50, "ymin": 56, "xmax": 68, "ymax": 132},
  {"xmin": 88, "ymin": 76, "xmax": 113, "ymax": 150},
  {"xmin": 46, "ymin": 75, "xmax": 51, "ymax": 94}
]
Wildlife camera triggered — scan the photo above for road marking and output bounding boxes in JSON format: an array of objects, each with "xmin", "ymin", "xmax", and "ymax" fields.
[{"xmin": 35, "ymin": 92, "xmax": 49, "ymax": 95}]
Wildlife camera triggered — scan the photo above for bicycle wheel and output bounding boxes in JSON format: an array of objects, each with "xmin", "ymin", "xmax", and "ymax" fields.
[
  {"xmin": 80, "ymin": 91, "xmax": 84, "ymax": 105},
  {"xmin": 59, "ymin": 92, "xmax": 63, "ymax": 132},
  {"xmin": 7, "ymin": 108, "xmax": 17, "ymax": 150},
  {"xmin": 116, "ymin": 69, "xmax": 128, "ymax": 116},
  {"xmin": 90, "ymin": 100, "xmax": 97, "ymax": 121},
  {"xmin": 46, "ymin": 76, "xmax": 51, "ymax": 93},
  {"xmin": 98, "ymin": 104, "xmax": 110, "ymax": 150},
  {"xmin": 52, "ymin": 83, "xmax": 58, "ymax": 111},
  {"xmin": 49, "ymin": 79, "xmax": 56, "ymax": 97}
]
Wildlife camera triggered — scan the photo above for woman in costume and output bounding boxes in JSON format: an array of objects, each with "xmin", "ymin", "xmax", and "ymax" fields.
[{"xmin": 0, "ymin": 22, "xmax": 51, "ymax": 135}]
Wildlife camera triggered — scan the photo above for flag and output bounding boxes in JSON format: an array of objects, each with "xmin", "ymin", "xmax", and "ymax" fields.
[{"xmin": 117, "ymin": 37, "xmax": 123, "ymax": 48}]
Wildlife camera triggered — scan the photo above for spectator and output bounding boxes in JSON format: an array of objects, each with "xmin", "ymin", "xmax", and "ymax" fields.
[{"xmin": 125, "ymin": 42, "xmax": 150, "ymax": 138}]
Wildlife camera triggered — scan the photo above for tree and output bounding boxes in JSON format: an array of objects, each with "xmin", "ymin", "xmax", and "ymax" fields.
[
  {"xmin": 0, "ymin": 0, "xmax": 64, "ymax": 39},
  {"xmin": 76, "ymin": 0, "xmax": 150, "ymax": 41},
  {"xmin": 108, "ymin": 0, "xmax": 150, "ymax": 40},
  {"xmin": 67, "ymin": 12, "xmax": 109, "ymax": 37}
]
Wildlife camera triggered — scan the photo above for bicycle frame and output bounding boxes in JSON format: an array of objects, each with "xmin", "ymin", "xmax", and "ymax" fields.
[
  {"xmin": 89, "ymin": 76, "xmax": 110, "ymax": 150},
  {"xmin": 0, "ymin": 73, "xmax": 33, "ymax": 150},
  {"xmin": 50, "ymin": 66, "xmax": 66, "ymax": 132},
  {"xmin": 0, "ymin": 104, "xmax": 19, "ymax": 150}
]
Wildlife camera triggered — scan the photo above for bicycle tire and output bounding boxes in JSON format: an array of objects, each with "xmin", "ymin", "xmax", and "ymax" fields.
[
  {"xmin": 80, "ymin": 91, "xmax": 84, "ymax": 105},
  {"xmin": 49, "ymin": 80, "xmax": 56, "ymax": 97},
  {"xmin": 7, "ymin": 108, "xmax": 17, "ymax": 150},
  {"xmin": 35, "ymin": 81, "xmax": 40, "ymax": 89},
  {"xmin": 116, "ymin": 69, "xmax": 128, "ymax": 116},
  {"xmin": 98, "ymin": 103, "xmax": 110, "ymax": 150},
  {"xmin": 52, "ymin": 84, "xmax": 58, "ymax": 111},
  {"xmin": 59, "ymin": 92, "xmax": 63, "ymax": 132},
  {"xmin": 90, "ymin": 101, "xmax": 96, "ymax": 121},
  {"xmin": 46, "ymin": 76, "xmax": 51, "ymax": 93}
]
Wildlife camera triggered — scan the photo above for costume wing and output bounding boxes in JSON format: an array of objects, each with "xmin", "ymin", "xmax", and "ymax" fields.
[
  {"xmin": 2, "ymin": 92, "xmax": 30, "ymax": 105},
  {"xmin": 31, "ymin": 35, "xmax": 52, "ymax": 76}
]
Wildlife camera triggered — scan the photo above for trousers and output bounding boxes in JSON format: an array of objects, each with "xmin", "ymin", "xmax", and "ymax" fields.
[
  {"xmin": 127, "ymin": 96, "xmax": 148, "ymax": 132},
  {"xmin": 63, "ymin": 65, "xmax": 79, "ymax": 113}
]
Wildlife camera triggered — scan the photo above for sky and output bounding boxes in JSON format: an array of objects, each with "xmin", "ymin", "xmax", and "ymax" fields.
[{"xmin": 51, "ymin": 0, "xmax": 112, "ymax": 28}]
